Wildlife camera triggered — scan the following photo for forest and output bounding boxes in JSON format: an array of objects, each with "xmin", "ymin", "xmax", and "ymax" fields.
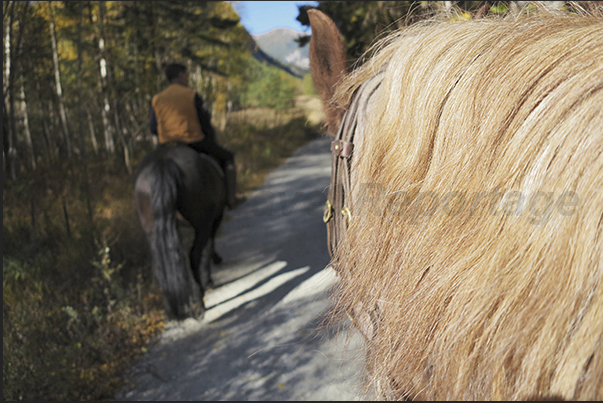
[{"xmin": 3, "ymin": 1, "xmax": 596, "ymax": 400}]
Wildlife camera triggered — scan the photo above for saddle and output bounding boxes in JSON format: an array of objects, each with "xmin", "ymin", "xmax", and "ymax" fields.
[{"xmin": 162, "ymin": 140, "xmax": 224, "ymax": 178}]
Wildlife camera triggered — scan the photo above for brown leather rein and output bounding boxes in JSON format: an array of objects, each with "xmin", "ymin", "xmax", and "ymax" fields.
[
  {"xmin": 323, "ymin": 73, "xmax": 385, "ymax": 343},
  {"xmin": 323, "ymin": 90, "xmax": 360, "ymax": 258},
  {"xmin": 323, "ymin": 73, "xmax": 383, "ymax": 258}
]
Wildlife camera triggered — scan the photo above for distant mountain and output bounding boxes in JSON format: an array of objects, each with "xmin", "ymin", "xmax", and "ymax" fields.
[
  {"xmin": 252, "ymin": 28, "xmax": 310, "ymax": 77},
  {"xmin": 250, "ymin": 45, "xmax": 306, "ymax": 79}
]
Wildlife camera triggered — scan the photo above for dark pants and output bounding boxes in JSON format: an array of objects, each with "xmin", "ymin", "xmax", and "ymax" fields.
[
  {"xmin": 188, "ymin": 137, "xmax": 239, "ymax": 208},
  {"xmin": 188, "ymin": 138, "xmax": 234, "ymax": 171}
]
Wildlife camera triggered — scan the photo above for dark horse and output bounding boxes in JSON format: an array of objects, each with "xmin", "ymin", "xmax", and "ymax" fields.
[{"xmin": 134, "ymin": 142, "xmax": 225, "ymax": 319}]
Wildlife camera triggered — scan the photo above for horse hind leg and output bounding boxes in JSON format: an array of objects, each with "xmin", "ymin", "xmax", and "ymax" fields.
[
  {"xmin": 201, "ymin": 239, "xmax": 215, "ymax": 289},
  {"xmin": 212, "ymin": 249, "xmax": 222, "ymax": 265},
  {"xmin": 209, "ymin": 212, "xmax": 224, "ymax": 266},
  {"xmin": 195, "ymin": 212, "xmax": 225, "ymax": 287},
  {"xmin": 189, "ymin": 230, "xmax": 214, "ymax": 292}
]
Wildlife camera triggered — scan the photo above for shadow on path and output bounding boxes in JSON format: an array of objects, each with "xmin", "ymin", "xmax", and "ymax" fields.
[{"xmin": 117, "ymin": 137, "xmax": 368, "ymax": 401}]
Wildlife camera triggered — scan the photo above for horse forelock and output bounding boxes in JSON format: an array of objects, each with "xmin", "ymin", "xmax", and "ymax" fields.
[{"xmin": 330, "ymin": 12, "xmax": 603, "ymax": 401}]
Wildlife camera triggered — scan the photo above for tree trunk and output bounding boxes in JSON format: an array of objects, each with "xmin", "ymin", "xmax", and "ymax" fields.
[
  {"xmin": 146, "ymin": 2, "xmax": 163, "ymax": 92},
  {"xmin": 113, "ymin": 98, "xmax": 132, "ymax": 173},
  {"xmin": 99, "ymin": 0, "xmax": 131, "ymax": 172},
  {"xmin": 4, "ymin": 1, "xmax": 30, "ymax": 180},
  {"xmin": 35, "ymin": 76, "xmax": 59, "ymax": 163},
  {"xmin": 101, "ymin": 92, "xmax": 115, "ymax": 153},
  {"xmin": 97, "ymin": 1, "xmax": 115, "ymax": 154},
  {"xmin": 86, "ymin": 107, "xmax": 99, "ymax": 154},
  {"xmin": 62, "ymin": 198, "xmax": 71, "ymax": 238},
  {"xmin": 49, "ymin": 1, "xmax": 72, "ymax": 159},
  {"xmin": 4, "ymin": 3, "xmax": 18, "ymax": 180},
  {"xmin": 77, "ymin": 2, "xmax": 95, "ymax": 236},
  {"xmin": 20, "ymin": 77, "xmax": 36, "ymax": 169}
]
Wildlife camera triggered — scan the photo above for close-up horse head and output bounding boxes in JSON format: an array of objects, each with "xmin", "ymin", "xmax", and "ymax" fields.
[{"xmin": 309, "ymin": 6, "xmax": 602, "ymax": 401}]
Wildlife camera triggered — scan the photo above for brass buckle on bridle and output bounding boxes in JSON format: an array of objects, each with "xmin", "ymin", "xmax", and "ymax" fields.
[
  {"xmin": 323, "ymin": 200, "xmax": 333, "ymax": 223},
  {"xmin": 341, "ymin": 206, "xmax": 352, "ymax": 223}
]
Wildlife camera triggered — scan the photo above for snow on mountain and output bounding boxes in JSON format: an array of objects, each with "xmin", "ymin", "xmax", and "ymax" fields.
[{"xmin": 252, "ymin": 28, "xmax": 310, "ymax": 73}]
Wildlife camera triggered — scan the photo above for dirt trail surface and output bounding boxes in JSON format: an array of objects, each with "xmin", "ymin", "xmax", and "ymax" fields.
[{"xmin": 117, "ymin": 137, "xmax": 369, "ymax": 401}]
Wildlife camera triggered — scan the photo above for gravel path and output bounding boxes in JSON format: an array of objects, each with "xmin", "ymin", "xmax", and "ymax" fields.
[{"xmin": 116, "ymin": 137, "xmax": 369, "ymax": 401}]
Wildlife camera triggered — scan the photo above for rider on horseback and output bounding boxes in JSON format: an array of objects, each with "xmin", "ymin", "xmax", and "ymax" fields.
[{"xmin": 150, "ymin": 63, "xmax": 245, "ymax": 209}]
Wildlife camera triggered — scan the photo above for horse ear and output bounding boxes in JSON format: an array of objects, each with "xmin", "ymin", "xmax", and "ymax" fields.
[{"xmin": 308, "ymin": 9, "xmax": 348, "ymax": 136}]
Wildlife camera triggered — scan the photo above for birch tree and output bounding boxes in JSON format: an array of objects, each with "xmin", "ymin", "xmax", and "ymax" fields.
[
  {"xmin": 96, "ymin": 1, "xmax": 115, "ymax": 154},
  {"xmin": 19, "ymin": 76, "xmax": 35, "ymax": 169},
  {"xmin": 48, "ymin": 1, "xmax": 72, "ymax": 159},
  {"xmin": 4, "ymin": 2, "xmax": 17, "ymax": 180},
  {"xmin": 86, "ymin": 107, "xmax": 99, "ymax": 154},
  {"xmin": 76, "ymin": 1, "xmax": 95, "ymax": 231}
]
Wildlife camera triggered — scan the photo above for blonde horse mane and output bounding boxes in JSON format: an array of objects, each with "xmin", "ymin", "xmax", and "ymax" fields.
[{"xmin": 315, "ymin": 8, "xmax": 603, "ymax": 401}]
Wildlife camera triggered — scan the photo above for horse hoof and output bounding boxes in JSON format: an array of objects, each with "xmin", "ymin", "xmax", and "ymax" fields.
[
  {"xmin": 193, "ymin": 301, "xmax": 206, "ymax": 320},
  {"xmin": 212, "ymin": 252, "xmax": 223, "ymax": 265}
]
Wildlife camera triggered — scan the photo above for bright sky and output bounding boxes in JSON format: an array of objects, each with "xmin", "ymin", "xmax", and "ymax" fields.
[{"xmin": 232, "ymin": 1, "xmax": 318, "ymax": 35}]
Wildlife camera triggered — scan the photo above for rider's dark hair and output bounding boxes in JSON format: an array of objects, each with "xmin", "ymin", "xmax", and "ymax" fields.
[{"xmin": 164, "ymin": 63, "xmax": 187, "ymax": 82}]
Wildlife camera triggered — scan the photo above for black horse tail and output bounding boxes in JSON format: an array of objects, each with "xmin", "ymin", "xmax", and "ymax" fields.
[{"xmin": 148, "ymin": 159, "xmax": 201, "ymax": 319}]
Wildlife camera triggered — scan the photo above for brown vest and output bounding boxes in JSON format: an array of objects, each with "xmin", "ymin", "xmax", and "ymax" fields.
[{"xmin": 152, "ymin": 84, "xmax": 204, "ymax": 144}]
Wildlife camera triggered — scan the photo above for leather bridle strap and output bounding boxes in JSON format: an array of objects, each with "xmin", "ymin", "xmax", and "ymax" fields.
[
  {"xmin": 323, "ymin": 72, "xmax": 385, "ymax": 342},
  {"xmin": 323, "ymin": 71, "xmax": 385, "ymax": 258},
  {"xmin": 324, "ymin": 86, "xmax": 362, "ymax": 258}
]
